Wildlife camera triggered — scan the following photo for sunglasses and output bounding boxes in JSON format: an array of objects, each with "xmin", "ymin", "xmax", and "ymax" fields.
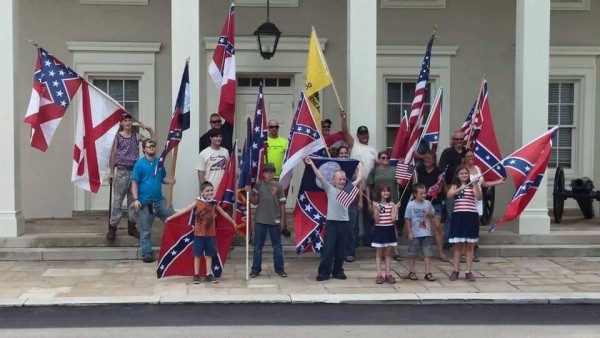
[
  {"xmin": 322, "ymin": 125, "xmax": 331, "ymax": 129},
  {"xmin": 145, "ymin": 145, "xmax": 156, "ymax": 148},
  {"xmin": 380, "ymin": 156, "xmax": 389, "ymax": 160},
  {"xmin": 452, "ymin": 138, "xmax": 463, "ymax": 141},
  {"xmin": 269, "ymin": 126, "xmax": 279, "ymax": 129},
  {"xmin": 210, "ymin": 120, "xmax": 222, "ymax": 124}
]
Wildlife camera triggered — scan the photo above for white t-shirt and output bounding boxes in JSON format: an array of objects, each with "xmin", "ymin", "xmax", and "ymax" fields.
[
  {"xmin": 196, "ymin": 147, "xmax": 229, "ymax": 188},
  {"xmin": 351, "ymin": 142, "xmax": 378, "ymax": 185}
]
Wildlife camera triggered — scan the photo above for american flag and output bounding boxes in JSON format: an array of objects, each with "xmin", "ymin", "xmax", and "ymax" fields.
[
  {"xmin": 427, "ymin": 165, "xmax": 448, "ymax": 198},
  {"xmin": 209, "ymin": 3, "xmax": 236, "ymax": 125},
  {"xmin": 24, "ymin": 46, "xmax": 83, "ymax": 152},
  {"xmin": 250, "ymin": 84, "xmax": 268, "ymax": 184},
  {"xmin": 155, "ymin": 62, "xmax": 190, "ymax": 175},
  {"xmin": 460, "ymin": 80, "xmax": 485, "ymax": 145},
  {"xmin": 336, "ymin": 182, "xmax": 359, "ymax": 208},
  {"xmin": 395, "ymin": 163, "xmax": 415, "ymax": 184}
]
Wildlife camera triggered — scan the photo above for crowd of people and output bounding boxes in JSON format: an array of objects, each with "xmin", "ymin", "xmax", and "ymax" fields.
[{"xmin": 108, "ymin": 110, "xmax": 506, "ymax": 284}]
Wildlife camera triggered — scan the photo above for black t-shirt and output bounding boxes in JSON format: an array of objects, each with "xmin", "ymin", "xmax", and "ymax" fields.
[
  {"xmin": 199, "ymin": 121, "xmax": 233, "ymax": 153},
  {"xmin": 438, "ymin": 146, "xmax": 465, "ymax": 185},
  {"xmin": 416, "ymin": 165, "xmax": 443, "ymax": 205}
]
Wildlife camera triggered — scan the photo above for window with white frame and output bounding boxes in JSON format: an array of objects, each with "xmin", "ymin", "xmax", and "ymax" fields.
[
  {"xmin": 385, "ymin": 80, "xmax": 431, "ymax": 151},
  {"xmin": 548, "ymin": 81, "xmax": 576, "ymax": 169},
  {"xmin": 91, "ymin": 78, "xmax": 140, "ymax": 119}
]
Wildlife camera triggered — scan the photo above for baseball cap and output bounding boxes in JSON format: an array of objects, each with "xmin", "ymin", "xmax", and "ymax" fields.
[
  {"xmin": 207, "ymin": 128, "xmax": 222, "ymax": 138},
  {"xmin": 263, "ymin": 163, "xmax": 276, "ymax": 172},
  {"xmin": 321, "ymin": 119, "xmax": 332, "ymax": 126},
  {"xmin": 357, "ymin": 126, "xmax": 369, "ymax": 134},
  {"xmin": 120, "ymin": 112, "xmax": 132, "ymax": 121}
]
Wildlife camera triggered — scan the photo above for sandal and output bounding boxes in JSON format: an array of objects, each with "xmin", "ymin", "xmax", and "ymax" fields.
[
  {"xmin": 424, "ymin": 273, "xmax": 436, "ymax": 282},
  {"xmin": 473, "ymin": 256, "xmax": 480, "ymax": 262},
  {"xmin": 403, "ymin": 272, "xmax": 418, "ymax": 280}
]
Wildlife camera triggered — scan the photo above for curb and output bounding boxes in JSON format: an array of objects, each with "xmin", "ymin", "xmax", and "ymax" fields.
[{"xmin": 1, "ymin": 293, "xmax": 599, "ymax": 307}]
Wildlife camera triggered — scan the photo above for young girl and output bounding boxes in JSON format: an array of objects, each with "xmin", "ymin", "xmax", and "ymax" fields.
[
  {"xmin": 446, "ymin": 165, "xmax": 482, "ymax": 282},
  {"xmin": 371, "ymin": 185, "xmax": 399, "ymax": 284},
  {"xmin": 166, "ymin": 181, "xmax": 236, "ymax": 284}
]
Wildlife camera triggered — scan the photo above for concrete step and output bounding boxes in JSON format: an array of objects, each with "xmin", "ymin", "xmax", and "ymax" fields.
[{"xmin": 1, "ymin": 244, "xmax": 599, "ymax": 261}]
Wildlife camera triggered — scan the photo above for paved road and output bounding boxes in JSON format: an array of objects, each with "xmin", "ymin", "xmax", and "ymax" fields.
[{"xmin": 0, "ymin": 304, "xmax": 599, "ymax": 337}]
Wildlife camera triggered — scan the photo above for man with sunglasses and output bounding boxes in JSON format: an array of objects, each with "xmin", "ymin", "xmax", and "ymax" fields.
[
  {"xmin": 438, "ymin": 130, "xmax": 467, "ymax": 247},
  {"xmin": 265, "ymin": 120, "xmax": 288, "ymax": 181},
  {"xmin": 131, "ymin": 139, "xmax": 176, "ymax": 263},
  {"xmin": 199, "ymin": 113, "xmax": 233, "ymax": 153},
  {"xmin": 322, "ymin": 109, "xmax": 351, "ymax": 152}
]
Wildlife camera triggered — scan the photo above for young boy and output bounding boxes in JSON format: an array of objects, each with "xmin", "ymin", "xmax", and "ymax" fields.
[
  {"xmin": 107, "ymin": 113, "xmax": 154, "ymax": 241},
  {"xmin": 248, "ymin": 163, "xmax": 287, "ymax": 278},
  {"xmin": 404, "ymin": 183, "xmax": 436, "ymax": 282},
  {"xmin": 166, "ymin": 181, "xmax": 236, "ymax": 284}
]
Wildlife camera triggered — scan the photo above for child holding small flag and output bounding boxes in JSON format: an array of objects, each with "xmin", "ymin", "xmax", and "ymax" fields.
[
  {"xmin": 371, "ymin": 185, "xmax": 398, "ymax": 284},
  {"xmin": 166, "ymin": 181, "xmax": 236, "ymax": 284},
  {"xmin": 404, "ymin": 183, "xmax": 437, "ymax": 282}
]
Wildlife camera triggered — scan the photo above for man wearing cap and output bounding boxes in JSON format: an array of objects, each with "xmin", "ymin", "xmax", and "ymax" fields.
[
  {"xmin": 347, "ymin": 125, "xmax": 378, "ymax": 246},
  {"xmin": 197, "ymin": 128, "xmax": 229, "ymax": 190},
  {"xmin": 322, "ymin": 109, "xmax": 352, "ymax": 152},
  {"xmin": 199, "ymin": 113, "xmax": 233, "ymax": 153},
  {"xmin": 265, "ymin": 119, "xmax": 288, "ymax": 181},
  {"xmin": 106, "ymin": 113, "xmax": 154, "ymax": 241},
  {"xmin": 248, "ymin": 163, "xmax": 288, "ymax": 278},
  {"xmin": 131, "ymin": 139, "xmax": 176, "ymax": 263}
]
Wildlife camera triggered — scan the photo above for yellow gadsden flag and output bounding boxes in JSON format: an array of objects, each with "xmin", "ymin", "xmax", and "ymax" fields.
[{"xmin": 305, "ymin": 27, "xmax": 333, "ymax": 124}]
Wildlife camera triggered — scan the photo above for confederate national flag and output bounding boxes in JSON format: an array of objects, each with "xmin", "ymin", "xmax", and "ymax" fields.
[
  {"xmin": 71, "ymin": 82, "xmax": 123, "ymax": 193},
  {"xmin": 157, "ymin": 208, "xmax": 235, "ymax": 279},
  {"xmin": 294, "ymin": 157, "xmax": 358, "ymax": 254},
  {"xmin": 25, "ymin": 46, "xmax": 83, "ymax": 152},
  {"xmin": 208, "ymin": 3, "xmax": 236, "ymax": 125}
]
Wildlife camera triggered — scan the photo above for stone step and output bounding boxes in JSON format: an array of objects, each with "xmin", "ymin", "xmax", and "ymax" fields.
[{"xmin": 1, "ymin": 244, "xmax": 599, "ymax": 261}]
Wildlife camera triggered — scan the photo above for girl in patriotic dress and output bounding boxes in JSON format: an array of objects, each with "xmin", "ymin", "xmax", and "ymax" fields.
[
  {"xmin": 371, "ymin": 185, "xmax": 398, "ymax": 284},
  {"xmin": 447, "ymin": 165, "xmax": 482, "ymax": 282}
]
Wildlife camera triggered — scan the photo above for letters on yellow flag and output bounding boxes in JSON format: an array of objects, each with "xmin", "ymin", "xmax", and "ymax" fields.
[{"xmin": 305, "ymin": 27, "xmax": 333, "ymax": 125}]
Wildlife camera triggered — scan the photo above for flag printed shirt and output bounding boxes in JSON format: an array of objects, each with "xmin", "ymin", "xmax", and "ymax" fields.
[
  {"xmin": 452, "ymin": 186, "xmax": 478, "ymax": 213},
  {"xmin": 404, "ymin": 199, "xmax": 435, "ymax": 238},
  {"xmin": 374, "ymin": 203, "xmax": 394, "ymax": 226},
  {"xmin": 194, "ymin": 197, "xmax": 217, "ymax": 237}
]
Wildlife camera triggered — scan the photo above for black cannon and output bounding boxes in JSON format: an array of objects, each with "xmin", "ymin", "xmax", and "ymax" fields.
[{"xmin": 552, "ymin": 166, "xmax": 599, "ymax": 223}]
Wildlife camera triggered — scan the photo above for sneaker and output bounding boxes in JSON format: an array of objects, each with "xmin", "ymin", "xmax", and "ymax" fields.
[
  {"xmin": 193, "ymin": 275, "xmax": 200, "ymax": 284},
  {"xmin": 333, "ymin": 273, "xmax": 347, "ymax": 280},
  {"xmin": 465, "ymin": 272, "xmax": 476, "ymax": 282},
  {"xmin": 205, "ymin": 274, "xmax": 218, "ymax": 283},
  {"xmin": 142, "ymin": 256, "xmax": 154, "ymax": 263},
  {"xmin": 473, "ymin": 256, "xmax": 480, "ymax": 262},
  {"xmin": 385, "ymin": 275, "xmax": 397, "ymax": 284},
  {"xmin": 275, "ymin": 270, "xmax": 288, "ymax": 277},
  {"xmin": 375, "ymin": 275, "xmax": 384, "ymax": 284},
  {"xmin": 249, "ymin": 270, "xmax": 259, "ymax": 278},
  {"xmin": 449, "ymin": 271, "xmax": 459, "ymax": 281},
  {"xmin": 345, "ymin": 256, "xmax": 356, "ymax": 263},
  {"xmin": 316, "ymin": 275, "xmax": 328, "ymax": 281}
]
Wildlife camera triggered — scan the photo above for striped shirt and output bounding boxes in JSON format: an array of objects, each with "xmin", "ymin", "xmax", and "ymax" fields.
[
  {"xmin": 375, "ymin": 203, "xmax": 394, "ymax": 226},
  {"xmin": 453, "ymin": 185, "xmax": 478, "ymax": 213}
]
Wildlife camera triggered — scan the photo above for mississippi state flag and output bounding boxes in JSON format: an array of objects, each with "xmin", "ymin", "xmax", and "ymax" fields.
[
  {"xmin": 278, "ymin": 92, "xmax": 327, "ymax": 190},
  {"xmin": 491, "ymin": 133, "xmax": 555, "ymax": 232},
  {"xmin": 208, "ymin": 3, "xmax": 236, "ymax": 125},
  {"xmin": 71, "ymin": 82, "xmax": 124, "ymax": 193},
  {"xmin": 157, "ymin": 208, "xmax": 235, "ymax": 278},
  {"xmin": 155, "ymin": 62, "xmax": 190, "ymax": 175},
  {"xmin": 472, "ymin": 79, "xmax": 506, "ymax": 182},
  {"xmin": 295, "ymin": 157, "xmax": 358, "ymax": 254},
  {"xmin": 25, "ymin": 46, "xmax": 83, "ymax": 152}
]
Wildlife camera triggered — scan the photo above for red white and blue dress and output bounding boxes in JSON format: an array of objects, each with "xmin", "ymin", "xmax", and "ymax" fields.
[
  {"xmin": 448, "ymin": 185, "xmax": 480, "ymax": 243},
  {"xmin": 371, "ymin": 203, "xmax": 397, "ymax": 248}
]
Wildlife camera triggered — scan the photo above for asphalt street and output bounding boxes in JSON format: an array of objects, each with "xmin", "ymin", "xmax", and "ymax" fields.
[{"xmin": 0, "ymin": 303, "xmax": 599, "ymax": 337}]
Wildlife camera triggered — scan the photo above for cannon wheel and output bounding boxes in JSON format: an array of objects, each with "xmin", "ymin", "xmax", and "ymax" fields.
[
  {"xmin": 480, "ymin": 186, "xmax": 495, "ymax": 225},
  {"xmin": 553, "ymin": 166, "xmax": 565, "ymax": 223}
]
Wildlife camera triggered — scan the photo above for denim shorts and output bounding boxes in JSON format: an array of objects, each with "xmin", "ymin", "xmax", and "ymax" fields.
[
  {"xmin": 193, "ymin": 236, "xmax": 217, "ymax": 257},
  {"xmin": 407, "ymin": 236, "xmax": 434, "ymax": 257},
  {"xmin": 433, "ymin": 204, "xmax": 443, "ymax": 219}
]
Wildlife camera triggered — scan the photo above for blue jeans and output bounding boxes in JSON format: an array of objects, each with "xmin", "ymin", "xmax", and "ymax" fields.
[
  {"xmin": 138, "ymin": 198, "xmax": 174, "ymax": 258},
  {"xmin": 318, "ymin": 220, "xmax": 349, "ymax": 278},
  {"xmin": 251, "ymin": 222, "xmax": 284, "ymax": 273},
  {"xmin": 345, "ymin": 207, "xmax": 359, "ymax": 258},
  {"xmin": 444, "ymin": 197, "xmax": 455, "ymax": 243}
]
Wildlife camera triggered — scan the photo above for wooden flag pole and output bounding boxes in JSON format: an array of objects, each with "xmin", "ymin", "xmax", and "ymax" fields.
[
  {"xmin": 466, "ymin": 76, "xmax": 486, "ymax": 149},
  {"xmin": 166, "ymin": 145, "xmax": 179, "ymax": 208},
  {"xmin": 245, "ymin": 190, "xmax": 250, "ymax": 281}
]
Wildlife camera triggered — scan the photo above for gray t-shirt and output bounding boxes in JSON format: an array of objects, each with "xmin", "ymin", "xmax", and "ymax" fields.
[
  {"xmin": 404, "ymin": 199, "xmax": 435, "ymax": 238},
  {"xmin": 322, "ymin": 181, "xmax": 349, "ymax": 221},
  {"xmin": 252, "ymin": 180, "xmax": 286, "ymax": 225}
]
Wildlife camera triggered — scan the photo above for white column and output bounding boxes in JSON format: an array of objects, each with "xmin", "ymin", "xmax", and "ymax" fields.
[
  {"xmin": 171, "ymin": 0, "xmax": 201, "ymax": 209},
  {"xmin": 0, "ymin": 0, "xmax": 23, "ymax": 237},
  {"xmin": 347, "ymin": 0, "xmax": 377, "ymax": 144},
  {"xmin": 514, "ymin": 0, "xmax": 551, "ymax": 234}
]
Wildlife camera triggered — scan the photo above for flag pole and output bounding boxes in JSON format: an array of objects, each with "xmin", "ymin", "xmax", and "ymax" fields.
[
  {"xmin": 311, "ymin": 26, "xmax": 343, "ymax": 111},
  {"xmin": 166, "ymin": 146, "xmax": 178, "ymax": 208},
  {"xmin": 466, "ymin": 76, "xmax": 486, "ymax": 149},
  {"xmin": 245, "ymin": 190, "xmax": 250, "ymax": 281}
]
